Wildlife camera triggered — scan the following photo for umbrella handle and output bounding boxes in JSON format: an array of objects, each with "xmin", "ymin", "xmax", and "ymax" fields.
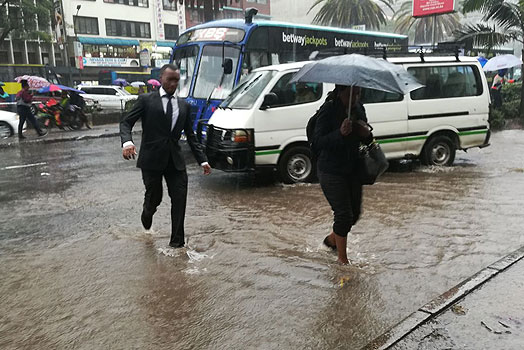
[{"xmin": 347, "ymin": 85, "xmax": 353, "ymax": 121}]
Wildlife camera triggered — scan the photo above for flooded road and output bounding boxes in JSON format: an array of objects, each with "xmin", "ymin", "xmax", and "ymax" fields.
[{"xmin": 1, "ymin": 130, "xmax": 523, "ymax": 349}]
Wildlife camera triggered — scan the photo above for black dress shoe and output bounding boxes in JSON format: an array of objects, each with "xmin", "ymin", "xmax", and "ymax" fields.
[{"xmin": 141, "ymin": 210, "xmax": 153, "ymax": 230}]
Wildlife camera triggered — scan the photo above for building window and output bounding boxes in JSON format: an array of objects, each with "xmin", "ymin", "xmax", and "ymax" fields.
[
  {"xmin": 246, "ymin": 0, "xmax": 267, "ymax": 4},
  {"xmin": 106, "ymin": 19, "xmax": 151, "ymax": 38},
  {"xmin": 74, "ymin": 16, "xmax": 99, "ymax": 35},
  {"xmin": 104, "ymin": 0, "xmax": 148, "ymax": 8},
  {"xmin": 163, "ymin": 0, "xmax": 176, "ymax": 10},
  {"xmin": 164, "ymin": 24, "xmax": 179, "ymax": 40}
]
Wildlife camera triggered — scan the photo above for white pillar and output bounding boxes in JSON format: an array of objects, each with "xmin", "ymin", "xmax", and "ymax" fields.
[
  {"xmin": 23, "ymin": 40, "xmax": 29, "ymax": 64},
  {"xmin": 8, "ymin": 38, "xmax": 15, "ymax": 64}
]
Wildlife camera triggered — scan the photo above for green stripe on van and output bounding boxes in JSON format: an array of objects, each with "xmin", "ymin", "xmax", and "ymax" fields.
[
  {"xmin": 458, "ymin": 130, "xmax": 489, "ymax": 136},
  {"xmin": 377, "ymin": 135, "xmax": 428, "ymax": 144},
  {"xmin": 256, "ymin": 150, "xmax": 282, "ymax": 156}
]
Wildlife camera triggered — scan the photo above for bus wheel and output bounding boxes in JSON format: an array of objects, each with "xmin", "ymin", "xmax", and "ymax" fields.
[
  {"xmin": 279, "ymin": 146, "xmax": 316, "ymax": 184},
  {"xmin": 422, "ymin": 135, "xmax": 456, "ymax": 166}
]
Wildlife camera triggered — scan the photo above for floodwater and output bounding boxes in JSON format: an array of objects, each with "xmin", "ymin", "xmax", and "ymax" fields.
[{"xmin": 1, "ymin": 130, "xmax": 523, "ymax": 349}]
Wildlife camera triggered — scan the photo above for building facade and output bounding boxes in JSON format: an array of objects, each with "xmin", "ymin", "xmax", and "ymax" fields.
[{"xmin": 0, "ymin": 0, "xmax": 272, "ymax": 84}]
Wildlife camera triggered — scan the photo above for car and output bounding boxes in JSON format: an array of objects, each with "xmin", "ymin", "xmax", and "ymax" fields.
[
  {"xmin": 76, "ymin": 85, "xmax": 137, "ymax": 112},
  {"xmin": 0, "ymin": 110, "xmax": 21, "ymax": 138}
]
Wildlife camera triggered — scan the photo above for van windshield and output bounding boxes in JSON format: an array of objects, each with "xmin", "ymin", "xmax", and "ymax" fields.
[{"xmin": 220, "ymin": 70, "xmax": 276, "ymax": 109}]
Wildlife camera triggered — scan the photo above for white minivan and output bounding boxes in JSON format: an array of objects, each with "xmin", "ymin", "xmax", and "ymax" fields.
[{"xmin": 201, "ymin": 57, "xmax": 491, "ymax": 183}]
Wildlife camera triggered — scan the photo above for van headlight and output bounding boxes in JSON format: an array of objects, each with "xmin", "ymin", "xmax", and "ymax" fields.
[{"xmin": 230, "ymin": 129, "xmax": 252, "ymax": 143}]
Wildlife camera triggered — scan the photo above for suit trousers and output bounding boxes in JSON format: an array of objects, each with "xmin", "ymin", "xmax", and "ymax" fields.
[{"xmin": 141, "ymin": 155, "xmax": 188, "ymax": 247}]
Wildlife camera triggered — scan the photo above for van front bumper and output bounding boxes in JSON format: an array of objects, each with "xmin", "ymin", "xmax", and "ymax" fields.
[{"xmin": 198, "ymin": 122, "xmax": 255, "ymax": 172}]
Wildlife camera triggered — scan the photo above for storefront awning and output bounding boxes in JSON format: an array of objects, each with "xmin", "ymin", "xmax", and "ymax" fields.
[
  {"xmin": 78, "ymin": 37, "xmax": 140, "ymax": 46},
  {"xmin": 156, "ymin": 41, "xmax": 176, "ymax": 48}
]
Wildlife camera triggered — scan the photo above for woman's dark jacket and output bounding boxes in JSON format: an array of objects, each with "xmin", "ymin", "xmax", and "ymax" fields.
[{"xmin": 313, "ymin": 98, "xmax": 370, "ymax": 176}]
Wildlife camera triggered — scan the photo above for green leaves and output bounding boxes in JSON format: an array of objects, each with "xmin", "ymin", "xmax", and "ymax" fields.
[
  {"xmin": 0, "ymin": 0, "xmax": 53, "ymax": 42},
  {"xmin": 309, "ymin": 0, "xmax": 393, "ymax": 30}
]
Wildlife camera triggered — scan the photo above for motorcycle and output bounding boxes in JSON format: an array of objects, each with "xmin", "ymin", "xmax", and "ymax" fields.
[{"xmin": 36, "ymin": 98, "xmax": 86, "ymax": 131}]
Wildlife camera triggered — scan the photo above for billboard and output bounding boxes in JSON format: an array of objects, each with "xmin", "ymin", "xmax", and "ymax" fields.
[{"xmin": 413, "ymin": 0, "xmax": 455, "ymax": 17}]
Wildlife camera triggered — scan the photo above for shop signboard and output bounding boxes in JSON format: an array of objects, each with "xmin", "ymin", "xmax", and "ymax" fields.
[
  {"xmin": 412, "ymin": 0, "xmax": 455, "ymax": 17},
  {"xmin": 82, "ymin": 57, "xmax": 140, "ymax": 67},
  {"xmin": 140, "ymin": 49, "xmax": 151, "ymax": 67}
]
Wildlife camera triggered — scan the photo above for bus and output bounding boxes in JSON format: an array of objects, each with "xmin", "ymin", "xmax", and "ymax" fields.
[
  {"xmin": 98, "ymin": 70, "xmax": 152, "ymax": 85},
  {"xmin": 171, "ymin": 16, "xmax": 408, "ymax": 129},
  {"xmin": 0, "ymin": 63, "xmax": 60, "ymax": 94}
]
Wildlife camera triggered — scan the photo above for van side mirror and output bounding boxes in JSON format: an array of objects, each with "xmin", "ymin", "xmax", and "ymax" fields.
[
  {"xmin": 223, "ymin": 58, "xmax": 233, "ymax": 75},
  {"xmin": 260, "ymin": 92, "xmax": 278, "ymax": 110}
]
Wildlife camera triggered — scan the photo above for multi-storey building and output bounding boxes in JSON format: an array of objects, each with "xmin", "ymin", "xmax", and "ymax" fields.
[{"xmin": 0, "ymin": 0, "xmax": 271, "ymax": 84}]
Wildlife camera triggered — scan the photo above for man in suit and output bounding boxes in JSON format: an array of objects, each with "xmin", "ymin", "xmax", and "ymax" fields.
[{"xmin": 120, "ymin": 64, "xmax": 211, "ymax": 248}]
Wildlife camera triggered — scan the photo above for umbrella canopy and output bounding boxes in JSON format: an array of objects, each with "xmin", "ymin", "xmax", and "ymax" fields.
[
  {"xmin": 290, "ymin": 54, "xmax": 424, "ymax": 95},
  {"xmin": 483, "ymin": 54, "xmax": 522, "ymax": 72},
  {"xmin": 147, "ymin": 79, "xmax": 161, "ymax": 87},
  {"xmin": 113, "ymin": 78, "xmax": 128, "ymax": 86},
  {"xmin": 477, "ymin": 56, "xmax": 488, "ymax": 67},
  {"xmin": 14, "ymin": 75, "xmax": 50, "ymax": 89},
  {"xmin": 130, "ymin": 81, "xmax": 145, "ymax": 87},
  {"xmin": 38, "ymin": 84, "xmax": 85, "ymax": 94}
]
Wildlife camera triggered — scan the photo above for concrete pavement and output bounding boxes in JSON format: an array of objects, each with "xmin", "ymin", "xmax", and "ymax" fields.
[{"xmin": 364, "ymin": 246, "xmax": 524, "ymax": 350}]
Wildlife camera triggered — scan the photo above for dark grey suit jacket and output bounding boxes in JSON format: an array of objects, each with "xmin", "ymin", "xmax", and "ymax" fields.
[{"xmin": 120, "ymin": 91, "xmax": 207, "ymax": 171}]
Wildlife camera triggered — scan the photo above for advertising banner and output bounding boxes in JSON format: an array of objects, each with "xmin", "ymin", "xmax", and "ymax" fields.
[
  {"xmin": 413, "ymin": 0, "xmax": 455, "ymax": 17},
  {"xmin": 82, "ymin": 57, "xmax": 140, "ymax": 67}
]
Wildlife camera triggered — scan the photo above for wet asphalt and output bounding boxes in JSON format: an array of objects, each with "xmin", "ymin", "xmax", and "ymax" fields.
[{"xmin": 1, "ymin": 128, "xmax": 524, "ymax": 349}]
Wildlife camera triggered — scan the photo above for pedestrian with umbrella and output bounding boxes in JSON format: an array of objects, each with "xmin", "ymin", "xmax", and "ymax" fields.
[
  {"xmin": 291, "ymin": 54, "xmax": 423, "ymax": 265},
  {"xmin": 483, "ymin": 55, "xmax": 522, "ymax": 109},
  {"xmin": 16, "ymin": 79, "xmax": 47, "ymax": 139}
]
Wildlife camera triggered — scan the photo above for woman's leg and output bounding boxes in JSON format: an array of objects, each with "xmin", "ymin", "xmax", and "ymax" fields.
[{"xmin": 319, "ymin": 172, "xmax": 353, "ymax": 264}]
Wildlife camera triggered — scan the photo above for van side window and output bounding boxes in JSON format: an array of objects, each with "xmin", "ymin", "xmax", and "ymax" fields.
[
  {"xmin": 269, "ymin": 73, "xmax": 322, "ymax": 107},
  {"xmin": 408, "ymin": 65, "xmax": 483, "ymax": 100},
  {"xmin": 361, "ymin": 88, "xmax": 403, "ymax": 104}
]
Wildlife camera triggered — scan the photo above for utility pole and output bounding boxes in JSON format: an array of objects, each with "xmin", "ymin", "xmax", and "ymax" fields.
[{"xmin": 73, "ymin": 4, "xmax": 82, "ymax": 84}]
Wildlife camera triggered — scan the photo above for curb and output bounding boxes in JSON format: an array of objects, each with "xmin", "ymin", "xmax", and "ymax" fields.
[
  {"xmin": 0, "ymin": 130, "xmax": 141, "ymax": 149},
  {"xmin": 362, "ymin": 245, "xmax": 524, "ymax": 350}
]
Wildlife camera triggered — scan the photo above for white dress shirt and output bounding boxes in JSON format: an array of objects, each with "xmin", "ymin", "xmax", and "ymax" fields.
[{"xmin": 159, "ymin": 86, "xmax": 179, "ymax": 131}]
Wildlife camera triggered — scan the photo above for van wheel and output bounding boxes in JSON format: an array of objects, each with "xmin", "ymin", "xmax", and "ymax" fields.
[
  {"xmin": 422, "ymin": 135, "xmax": 456, "ymax": 166},
  {"xmin": 279, "ymin": 146, "xmax": 316, "ymax": 184}
]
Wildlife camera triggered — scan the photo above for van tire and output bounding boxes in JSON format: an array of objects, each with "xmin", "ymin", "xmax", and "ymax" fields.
[
  {"xmin": 421, "ymin": 135, "xmax": 456, "ymax": 166},
  {"xmin": 279, "ymin": 146, "xmax": 316, "ymax": 184}
]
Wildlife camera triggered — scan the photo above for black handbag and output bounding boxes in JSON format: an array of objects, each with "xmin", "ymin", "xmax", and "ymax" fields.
[{"xmin": 358, "ymin": 142, "xmax": 389, "ymax": 185}]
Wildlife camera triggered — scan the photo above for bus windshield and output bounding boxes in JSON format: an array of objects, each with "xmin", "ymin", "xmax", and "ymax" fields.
[
  {"xmin": 220, "ymin": 70, "xmax": 276, "ymax": 110},
  {"xmin": 193, "ymin": 45, "xmax": 240, "ymax": 100},
  {"xmin": 174, "ymin": 45, "xmax": 199, "ymax": 98}
]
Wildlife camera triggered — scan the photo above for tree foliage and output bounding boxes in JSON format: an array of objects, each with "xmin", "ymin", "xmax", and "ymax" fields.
[
  {"xmin": 308, "ymin": 0, "xmax": 394, "ymax": 30},
  {"xmin": 0, "ymin": 0, "xmax": 54, "ymax": 43},
  {"xmin": 394, "ymin": 0, "xmax": 461, "ymax": 44}
]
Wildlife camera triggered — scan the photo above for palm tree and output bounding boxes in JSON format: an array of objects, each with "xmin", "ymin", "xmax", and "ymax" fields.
[
  {"xmin": 308, "ymin": 0, "xmax": 394, "ymax": 30},
  {"xmin": 394, "ymin": 0, "xmax": 461, "ymax": 45},
  {"xmin": 457, "ymin": 0, "xmax": 524, "ymax": 118}
]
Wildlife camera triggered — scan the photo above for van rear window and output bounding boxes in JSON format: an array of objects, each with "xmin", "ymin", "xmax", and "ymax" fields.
[{"xmin": 408, "ymin": 65, "xmax": 482, "ymax": 100}]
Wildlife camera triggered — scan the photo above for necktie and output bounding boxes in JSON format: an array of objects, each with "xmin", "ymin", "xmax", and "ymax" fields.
[{"xmin": 165, "ymin": 94, "xmax": 173, "ymax": 125}]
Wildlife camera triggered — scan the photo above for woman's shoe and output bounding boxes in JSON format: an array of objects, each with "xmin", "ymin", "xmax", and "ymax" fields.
[{"xmin": 323, "ymin": 236, "xmax": 337, "ymax": 251}]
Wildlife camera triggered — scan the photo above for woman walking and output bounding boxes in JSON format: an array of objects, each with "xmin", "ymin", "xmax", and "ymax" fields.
[{"xmin": 313, "ymin": 85, "xmax": 372, "ymax": 265}]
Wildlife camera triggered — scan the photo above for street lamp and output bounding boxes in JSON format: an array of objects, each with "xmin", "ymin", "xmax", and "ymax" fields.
[{"xmin": 73, "ymin": 4, "xmax": 82, "ymax": 84}]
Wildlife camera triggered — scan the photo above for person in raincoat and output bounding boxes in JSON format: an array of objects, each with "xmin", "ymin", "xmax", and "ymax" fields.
[
  {"xmin": 313, "ymin": 85, "xmax": 372, "ymax": 265},
  {"xmin": 491, "ymin": 69, "xmax": 507, "ymax": 109}
]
